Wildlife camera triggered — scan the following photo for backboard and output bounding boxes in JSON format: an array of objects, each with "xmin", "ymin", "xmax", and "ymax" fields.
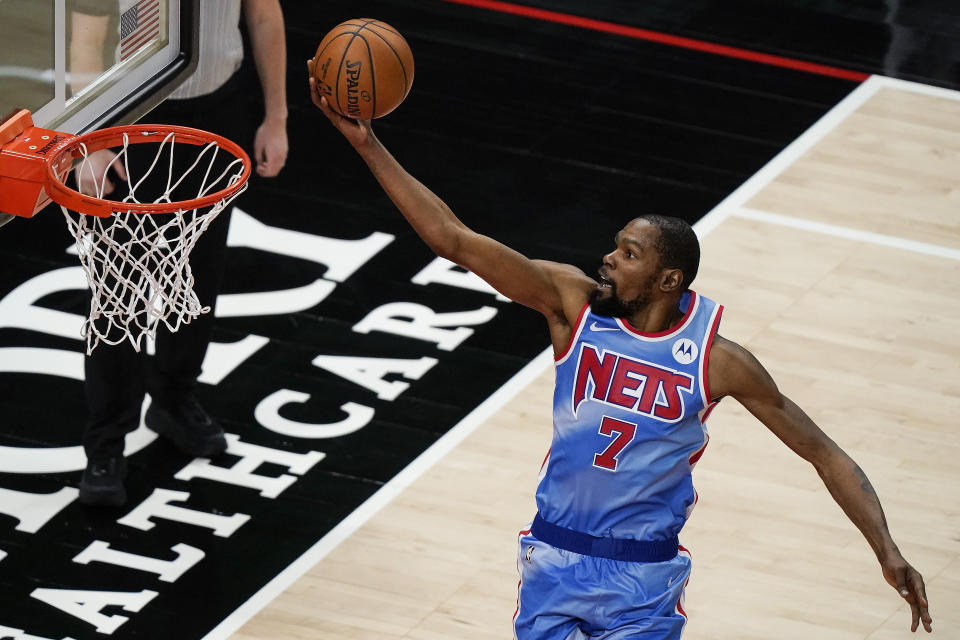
[{"xmin": 0, "ymin": 0, "xmax": 198, "ymax": 227}]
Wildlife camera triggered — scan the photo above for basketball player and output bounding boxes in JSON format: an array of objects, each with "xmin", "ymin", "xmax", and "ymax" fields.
[
  {"xmin": 76, "ymin": 0, "xmax": 288, "ymax": 506},
  {"xmin": 311, "ymin": 86, "xmax": 933, "ymax": 637}
]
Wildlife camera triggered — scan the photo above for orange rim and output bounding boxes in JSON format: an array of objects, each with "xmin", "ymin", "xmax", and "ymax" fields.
[{"xmin": 44, "ymin": 124, "xmax": 252, "ymax": 217}]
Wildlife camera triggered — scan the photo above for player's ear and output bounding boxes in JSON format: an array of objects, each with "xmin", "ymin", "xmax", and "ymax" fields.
[{"xmin": 660, "ymin": 268, "xmax": 683, "ymax": 292}]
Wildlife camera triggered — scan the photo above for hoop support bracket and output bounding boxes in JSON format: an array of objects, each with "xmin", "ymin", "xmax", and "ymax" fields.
[{"xmin": 0, "ymin": 109, "xmax": 75, "ymax": 218}]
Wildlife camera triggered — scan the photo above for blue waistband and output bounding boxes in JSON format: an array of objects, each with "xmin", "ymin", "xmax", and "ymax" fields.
[{"xmin": 531, "ymin": 513, "xmax": 679, "ymax": 563}]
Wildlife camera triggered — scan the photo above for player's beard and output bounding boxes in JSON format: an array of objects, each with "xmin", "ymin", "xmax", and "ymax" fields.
[{"xmin": 589, "ymin": 273, "xmax": 657, "ymax": 318}]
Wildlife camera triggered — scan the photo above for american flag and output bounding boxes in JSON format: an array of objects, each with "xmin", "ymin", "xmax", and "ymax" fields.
[{"xmin": 119, "ymin": 0, "xmax": 161, "ymax": 61}]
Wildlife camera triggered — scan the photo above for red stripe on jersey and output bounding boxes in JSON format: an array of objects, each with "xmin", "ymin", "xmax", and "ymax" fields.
[
  {"xmin": 701, "ymin": 305, "xmax": 724, "ymax": 403},
  {"xmin": 514, "ymin": 527, "xmax": 532, "ymax": 624},
  {"xmin": 554, "ymin": 302, "xmax": 590, "ymax": 362},
  {"xmin": 513, "ymin": 578, "xmax": 522, "ymax": 622},
  {"xmin": 699, "ymin": 400, "xmax": 719, "ymax": 425},
  {"xmin": 621, "ymin": 292, "xmax": 697, "ymax": 338},
  {"xmin": 689, "ymin": 433, "xmax": 709, "ymax": 465},
  {"xmin": 676, "ymin": 544, "xmax": 691, "ymax": 619}
]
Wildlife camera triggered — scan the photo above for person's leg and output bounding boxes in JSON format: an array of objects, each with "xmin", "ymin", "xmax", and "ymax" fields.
[
  {"xmin": 142, "ymin": 72, "xmax": 250, "ymax": 456},
  {"xmin": 78, "ymin": 204, "xmax": 153, "ymax": 506},
  {"xmin": 145, "ymin": 202, "xmax": 232, "ymax": 457},
  {"xmin": 80, "ymin": 340, "xmax": 145, "ymax": 505},
  {"xmin": 148, "ymin": 201, "xmax": 232, "ymax": 405},
  {"xmin": 589, "ymin": 550, "xmax": 692, "ymax": 640},
  {"xmin": 515, "ymin": 530, "xmax": 589, "ymax": 640}
]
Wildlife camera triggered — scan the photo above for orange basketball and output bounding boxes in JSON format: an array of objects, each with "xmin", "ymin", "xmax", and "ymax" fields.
[{"xmin": 310, "ymin": 19, "xmax": 414, "ymax": 120}]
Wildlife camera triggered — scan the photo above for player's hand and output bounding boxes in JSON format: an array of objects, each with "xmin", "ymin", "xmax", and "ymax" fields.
[
  {"xmin": 76, "ymin": 149, "xmax": 127, "ymax": 196},
  {"xmin": 308, "ymin": 60, "xmax": 373, "ymax": 148},
  {"xmin": 254, "ymin": 115, "xmax": 288, "ymax": 178},
  {"xmin": 882, "ymin": 554, "xmax": 932, "ymax": 632}
]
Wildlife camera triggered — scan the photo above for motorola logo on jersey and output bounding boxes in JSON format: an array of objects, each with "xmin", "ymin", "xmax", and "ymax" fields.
[
  {"xmin": 572, "ymin": 343, "xmax": 695, "ymax": 422},
  {"xmin": 672, "ymin": 338, "xmax": 698, "ymax": 365}
]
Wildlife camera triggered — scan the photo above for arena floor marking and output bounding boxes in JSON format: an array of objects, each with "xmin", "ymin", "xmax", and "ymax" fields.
[
  {"xmin": 201, "ymin": 73, "xmax": 904, "ymax": 640},
  {"xmin": 693, "ymin": 76, "xmax": 883, "ymax": 238},
  {"xmin": 876, "ymin": 75, "xmax": 960, "ymax": 100},
  {"xmin": 727, "ymin": 75, "xmax": 960, "ymax": 261},
  {"xmin": 437, "ymin": 0, "xmax": 870, "ymax": 82},
  {"xmin": 734, "ymin": 208, "xmax": 960, "ymax": 262}
]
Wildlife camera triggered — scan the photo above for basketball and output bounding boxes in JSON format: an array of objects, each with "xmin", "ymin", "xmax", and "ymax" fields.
[{"xmin": 310, "ymin": 19, "xmax": 414, "ymax": 120}]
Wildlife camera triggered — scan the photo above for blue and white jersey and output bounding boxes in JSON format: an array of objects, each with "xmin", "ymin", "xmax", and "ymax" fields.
[{"xmin": 537, "ymin": 290, "xmax": 723, "ymax": 541}]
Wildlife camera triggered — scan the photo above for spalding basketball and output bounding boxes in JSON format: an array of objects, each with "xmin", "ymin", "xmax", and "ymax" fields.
[{"xmin": 310, "ymin": 19, "xmax": 414, "ymax": 120}]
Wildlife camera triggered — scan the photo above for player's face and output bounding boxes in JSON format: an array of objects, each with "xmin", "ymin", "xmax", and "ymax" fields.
[{"xmin": 590, "ymin": 220, "xmax": 664, "ymax": 317}]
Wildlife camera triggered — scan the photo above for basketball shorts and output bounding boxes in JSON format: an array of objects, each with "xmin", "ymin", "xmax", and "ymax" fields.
[{"xmin": 513, "ymin": 528, "xmax": 691, "ymax": 640}]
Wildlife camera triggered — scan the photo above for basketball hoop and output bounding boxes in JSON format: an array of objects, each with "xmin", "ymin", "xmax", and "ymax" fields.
[{"xmin": 0, "ymin": 109, "xmax": 252, "ymax": 353}]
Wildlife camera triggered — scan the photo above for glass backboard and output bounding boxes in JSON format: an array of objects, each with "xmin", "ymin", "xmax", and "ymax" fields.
[
  {"xmin": 0, "ymin": 0, "xmax": 197, "ymax": 226},
  {"xmin": 0, "ymin": 0, "xmax": 196, "ymax": 133}
]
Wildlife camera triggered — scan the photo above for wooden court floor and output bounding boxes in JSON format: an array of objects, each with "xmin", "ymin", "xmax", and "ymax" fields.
[{"xmin": 228, "ymin": 78, "xmax": 960, "ymax": 639}]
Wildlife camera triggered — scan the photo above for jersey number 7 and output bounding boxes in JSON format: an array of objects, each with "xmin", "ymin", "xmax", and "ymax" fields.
[{"xmin": 593, "ymin": 416, "xmax": 637, "ymax": 472}]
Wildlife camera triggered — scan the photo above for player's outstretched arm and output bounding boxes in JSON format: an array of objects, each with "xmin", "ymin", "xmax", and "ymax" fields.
[
  {"xmin": 709, "ymin": 336, "xmax": 933, "ymax": 633},
  {"xmin": 309, "ymin": 77, "xmax": 593, "ymax": 331}
]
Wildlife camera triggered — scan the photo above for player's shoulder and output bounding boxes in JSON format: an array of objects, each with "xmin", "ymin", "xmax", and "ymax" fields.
[
  {"xmin": 532, "ymin": 260, "xmax": 594, "ymax": 287},
  {"xmin": 532, "ymin": 260, "xmax": 596, "ymax": 323},
  {"xmin": 709, "ymin": 334, "xmax": 760, "ymax": 371},
  {"xmin": 711, "ymin": 334, "xmax": 743, "ymax": 357},
  {"xmin": 708, "ymin": 334, "xmax": 776, "ymax": 400},
  {"xmin": 537, "ymin": 260, "xmax": 596, "ymax": 297}
]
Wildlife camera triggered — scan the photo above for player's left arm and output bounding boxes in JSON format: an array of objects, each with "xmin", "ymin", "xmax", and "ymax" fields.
[
  {"xmin": 243, "ymin": 0, "xmax": 288, "ymax": 177},
  {"xmin": 708, "ymin": 335, "xmax": 933, "ymax": 633}
]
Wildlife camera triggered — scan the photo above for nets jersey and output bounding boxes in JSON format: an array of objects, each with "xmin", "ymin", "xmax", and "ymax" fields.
[{"xmin": 537, "ymin": 290, "xmax": 723, "ymax": 541}]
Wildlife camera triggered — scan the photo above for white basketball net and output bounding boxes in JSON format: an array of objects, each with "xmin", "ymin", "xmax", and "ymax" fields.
[{"xmin": 61, "ymin": 132, "xmax": 247, "ymax": 354}]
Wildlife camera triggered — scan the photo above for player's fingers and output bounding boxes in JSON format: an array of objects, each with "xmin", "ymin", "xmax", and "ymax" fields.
[
  {"xmin": 309, "ymin": 78, "xmax": 328, "ymax": 111},
  {"xmin": 894, "ymin": 565, "xmax": 909, "ymax": 598},
  {"xmin": 889, "ymin": 566, "xmax": 920, "ymax": 632},
  {"xmin": 306, "ymin": 58, "xmax": 319, "ymax": 106},
  {"xmin": 317, "ymin": 95, "xmax": 339, "ymax": 122},
  {"xmin": 908, "ymin": 573, "xmax": 932, "ymax": 632},
  {"xmin": 908, "ymin": 571, "xmax": 929, "ymax": 609}
]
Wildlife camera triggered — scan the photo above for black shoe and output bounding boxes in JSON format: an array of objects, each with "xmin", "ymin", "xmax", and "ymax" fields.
[
  {"xmin": 79, "ymin": 456, "xmax": 127, "ymax": 507},
  {"xmin": 146, "ymin": 395, "xmax": 227, "ymax": 457}
]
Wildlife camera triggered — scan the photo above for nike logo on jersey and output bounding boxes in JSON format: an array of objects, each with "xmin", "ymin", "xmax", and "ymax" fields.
[{"xmin": 589, "ymin": 321, "xmax": 618, "ymax": 332}]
